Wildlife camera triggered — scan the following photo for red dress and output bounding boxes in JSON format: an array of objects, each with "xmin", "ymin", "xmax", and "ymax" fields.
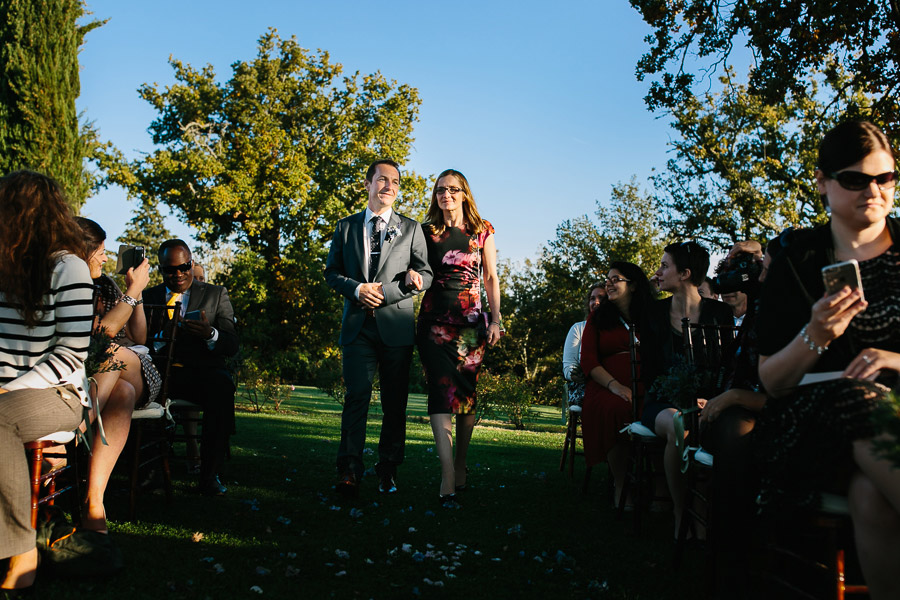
[{"xmin": 579, "ymin": 315, "xmax": 643, "ymax": 467}]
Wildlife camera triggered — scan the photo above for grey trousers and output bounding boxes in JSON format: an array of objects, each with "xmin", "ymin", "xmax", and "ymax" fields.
[{"xmin": 0, "ymin": 387, "xmax": 83, "ymax": 559}]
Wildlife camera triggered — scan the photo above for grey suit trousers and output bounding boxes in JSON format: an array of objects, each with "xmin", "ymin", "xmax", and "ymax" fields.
[{"xmin": 0, "ymin": 387, "xmax": 83, "ymax": 559}]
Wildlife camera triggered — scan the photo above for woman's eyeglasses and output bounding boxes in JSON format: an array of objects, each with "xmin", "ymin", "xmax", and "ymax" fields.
[
  {"xmin": 828, "ymin": 170, "xmax": 899, "ymax": 191},
  {"xmin": 605, "ymin": 275, "xmax": 631, "ymax": 285},
  {"xmin": 161, "ymin": 261, "xmax": 193, "ymax": 275},
  {"xmin": 435, "ymin": 186, "xmax": 462, "ymax": 195}
]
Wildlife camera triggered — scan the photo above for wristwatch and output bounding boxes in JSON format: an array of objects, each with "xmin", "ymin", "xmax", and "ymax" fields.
[{"xmin": 121, "ymin": 294, "xmax": 142, "ymax": 307}]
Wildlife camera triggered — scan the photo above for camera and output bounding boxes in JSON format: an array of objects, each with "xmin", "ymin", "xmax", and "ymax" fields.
[{"xmin": 711, "ymin": 252, "xmax": 762, "ymax": 295}]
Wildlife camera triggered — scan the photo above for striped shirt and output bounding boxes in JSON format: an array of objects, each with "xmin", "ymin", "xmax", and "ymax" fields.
[{"xmin": 0, "ymin": 253, "xmax": 94, "ymax": 406}]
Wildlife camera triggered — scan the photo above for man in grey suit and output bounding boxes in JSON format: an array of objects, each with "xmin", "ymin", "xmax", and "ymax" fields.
[
  {"xmin": 144, "ymin": 240, "xmax": 239, "ymax": 497},
  {"xmin": 325, "ymin": 159, "xmax": 432, "ymax": 497}
]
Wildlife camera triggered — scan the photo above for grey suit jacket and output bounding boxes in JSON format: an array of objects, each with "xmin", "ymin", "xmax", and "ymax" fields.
[
  {"xmin": 324, "ymin": 210, "xmax": 432, "ymax": 346},
  {"xmin": 144, "ymin": 280, "xmax": 239, "ymax": 370}
]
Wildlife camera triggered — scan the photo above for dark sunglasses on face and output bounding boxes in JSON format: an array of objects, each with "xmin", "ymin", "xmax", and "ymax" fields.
[
  {"xmin": 828, "ymin": 170, "xmax": 899, "ymax": 191},
  {"xmin": 161, "ymin": 261, "xmax": 193, "ymax": 275}
]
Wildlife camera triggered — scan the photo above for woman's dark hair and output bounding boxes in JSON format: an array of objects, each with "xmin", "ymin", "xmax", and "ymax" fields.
[
  {"xmin": 74, "ymin": 217, "xmax": 107, "ymax": 253},
  {"xmin": 0, "ymin": 171, "xmax": 89, "ymax": 326},
  {"xmin": 818, "ymin": 120, "xmax": 894, "ymax": 173},
  {"xmin": 583, "ymin": 281, "xmax": 605, "ymax": 318},
  {"xmin": 663, "ymin": 241, "xmax": 709, "ymax": 287},
  {"xmin": 591, "ymin": 261, "xmax": 655, "ymax": 331}
]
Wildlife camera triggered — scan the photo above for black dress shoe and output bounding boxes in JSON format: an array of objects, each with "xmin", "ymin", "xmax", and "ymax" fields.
[
  {"xmin": 378, "ymin": 472, "xmax": 397, "ymax": 494},
  {"xmin": 200, "ymin": 475, "xmax": 228, "ymax": 496},
  {"xmin": 439, "ymin": 493, "xmax": 460, "ymax": 508},
  {"xmin": 336, "ymin": 471, "xmax": 359, "ymax": 498}
]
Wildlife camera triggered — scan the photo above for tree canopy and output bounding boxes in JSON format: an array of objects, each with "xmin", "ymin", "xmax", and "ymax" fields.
[
  {"xmin": 0, "ymin": 0, "xmax": 103, "ymax": 209},
  {"xmin": 104, "ymin": 29, "xmax": 426, "ymax": 377},
  {"xmin": 630, "ymin": 0, "xmax": 900, "ymax": 130}
]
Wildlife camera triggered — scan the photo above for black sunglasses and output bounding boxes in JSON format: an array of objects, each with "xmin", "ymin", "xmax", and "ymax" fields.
[
  {"xmin": 160, "ymin": 261, "xmax": 193, "ymax": 275},
  {"xmin": 828, "ymin": 170, "xmax": 899, "ymax": 191}
]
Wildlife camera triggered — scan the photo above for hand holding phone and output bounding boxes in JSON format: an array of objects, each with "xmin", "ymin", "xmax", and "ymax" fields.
[{"xmin": 116, "ymin": 245, "xmax": 146, "ymax": 275}]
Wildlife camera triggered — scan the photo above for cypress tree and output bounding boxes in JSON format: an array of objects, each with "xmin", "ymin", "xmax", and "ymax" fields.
[{"xmin": 0, "ymin": 0, "xmax": 102, "ymax": 210}]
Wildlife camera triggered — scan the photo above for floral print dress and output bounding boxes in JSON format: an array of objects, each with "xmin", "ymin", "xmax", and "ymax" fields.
[{"xmin": 417, "ymin": 221, "xmax": 494, "ymax": 415}]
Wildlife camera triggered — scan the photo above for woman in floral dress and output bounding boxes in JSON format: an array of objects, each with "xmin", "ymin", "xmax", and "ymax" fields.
[{"xmin": 412, "ymin": 169, "xmax": 502, "ymax": 506}]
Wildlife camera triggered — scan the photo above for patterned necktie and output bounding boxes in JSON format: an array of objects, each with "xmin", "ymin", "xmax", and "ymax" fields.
[
  {"xmin": 369, "ymin": 216, "xmax": 385, "ymax": 282},
  {"xmin": 166, "ymin": 292, "xmax": 183, "ymax": 320}
]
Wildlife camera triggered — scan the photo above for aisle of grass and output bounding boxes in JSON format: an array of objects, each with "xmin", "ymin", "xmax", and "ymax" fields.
[{"xmin": 40, "ymin": 387, "xmax": 702, "ymax": 599}]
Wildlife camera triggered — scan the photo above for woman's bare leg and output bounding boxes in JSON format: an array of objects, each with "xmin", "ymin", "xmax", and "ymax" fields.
[
  {"xmin": 83, "ymin": 347, "xmax": 144, "ymax": 531},
  {"xmin": 655, "ymin": 408, "xmax": 685, "ymax": 535},
  {"xmin": 430, "ymin": 414, "xmax": 455, "ymax": 496},
  {"xmin": 454, "ymin": 414, "xmax": 475, "ymax": 487},
  {"xmin": 608, "ymin": 441, "xmax": 631, "ymax": 505},
  {"xmin": 848, "ymin": 467, "xmax": 900, "ymax": 600},
  {"xmin": 1, "ymin": 547, "xmax": 38, "ymax": 589}
]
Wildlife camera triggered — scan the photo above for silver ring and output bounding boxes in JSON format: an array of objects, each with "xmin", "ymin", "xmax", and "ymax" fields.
[{"xmin": 863, "ymin": 355, "xmax": 872, "ymax": 365}]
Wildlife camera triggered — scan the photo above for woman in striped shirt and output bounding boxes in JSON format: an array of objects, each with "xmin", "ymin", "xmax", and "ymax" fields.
[{"xmin": 0, "ymin": 171, "xmax": 95, "ymax": 594}]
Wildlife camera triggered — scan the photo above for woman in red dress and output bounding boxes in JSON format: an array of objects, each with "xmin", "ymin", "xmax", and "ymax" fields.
[{"xmin": 580, "ymin": 261, "xmax": 655, "ymax": 505}]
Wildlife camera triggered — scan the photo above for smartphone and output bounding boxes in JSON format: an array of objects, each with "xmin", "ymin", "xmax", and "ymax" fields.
[
  {"xmin": 822, "ymin": 259, "xmax": 865, "ymax": 301},
  {"xmin": 115, "ymin": 245, "xmax": 145, "ymax": 274},
  {"xmin": 184, "ymin": 310, "xmax": 202, "ymax": 321}
]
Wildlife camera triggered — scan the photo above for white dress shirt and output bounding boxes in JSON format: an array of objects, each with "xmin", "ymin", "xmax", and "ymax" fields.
[{"xmin": 354, "ymin": 207, "xmax": 394, "ymax": 299}]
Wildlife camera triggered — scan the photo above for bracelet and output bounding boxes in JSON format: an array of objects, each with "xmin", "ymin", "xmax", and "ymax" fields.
[
  {"xmin": 121, "ymin": 294, "xmax": 142, "ymax": 307},
  {"xmin": 606, "ymin": 378, "xmax": 616, "ymax": 391},
  {"xmin": 799, "ymin": 324, "xmax": 828, "ymax": 355}
]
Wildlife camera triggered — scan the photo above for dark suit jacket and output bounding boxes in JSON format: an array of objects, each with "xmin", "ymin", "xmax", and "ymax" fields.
[
  {"xmin": 324, "ymin": 210, "xmax": 432, "ymax": 346},
  {"xmin": 144, "ymin": 280, "xmax": 239, "ymax": 371}
]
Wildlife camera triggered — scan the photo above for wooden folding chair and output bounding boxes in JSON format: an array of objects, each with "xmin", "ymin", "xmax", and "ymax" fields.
[
  {"xmin": 126, "ymin": 302, "xmax": 180, "ymax": 519},
  {"xmin": 673, "ymin": 319, "xmax": 741, "ymax": 581},
  {"xmin": 617, "ymin": 324, "xmax": 666, "ymax": 534},
  {"xmin": 25, "ymin": 429, "xmax": 82, "ymax": 528}
]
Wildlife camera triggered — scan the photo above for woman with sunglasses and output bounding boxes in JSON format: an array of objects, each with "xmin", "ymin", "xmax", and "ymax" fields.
[
  {"xmin": 75, "ymin": 217, "xmax": 160, "ymax": 534},
  {"xmin": 0, "ymin": 171, "xmax": 94, "ymax": 594},
  {"xmin": 411, "ymin": 169, "xmax": 501, "ymax": 507},
  {"xmin": 643, "ymin": 241, "xmax": 733, "ymax": 536},
  {"xmin": 580, "ymin": 262, "xmax": 655, "ymax": 504},
  {"xmin": 754, "ymin": 121, "xmax": 900, "ymax": 599}
]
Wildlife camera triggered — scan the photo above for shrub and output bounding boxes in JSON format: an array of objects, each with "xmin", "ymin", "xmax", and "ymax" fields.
[{"xmin": 478, "ymin": 371, "xmax": 536, "ymax": 430}]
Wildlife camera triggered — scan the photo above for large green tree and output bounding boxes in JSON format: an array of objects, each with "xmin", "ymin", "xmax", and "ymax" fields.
[
  {"xmin": 486, "ymin": 180, "xmax": 666, "ymax": 402},
  {"xmin": 104, "ymin": 29, "xmax": 426, "ymax": 379},
  {"xmin": 0, "ymin": 0, "xmax": 102, "ymax": 209},
  {"xmin": 654, "ymin": 68, "xmax": 874, "ymax": 246},
  {"xmin": 630, "ymin": 0, "xmax": 899, "ymax": 130}
]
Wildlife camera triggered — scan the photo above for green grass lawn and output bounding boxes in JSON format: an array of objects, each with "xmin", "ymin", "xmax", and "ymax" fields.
[{"xmin": 38, "ymin": 387, "xmax": 704, "ymax": 599}]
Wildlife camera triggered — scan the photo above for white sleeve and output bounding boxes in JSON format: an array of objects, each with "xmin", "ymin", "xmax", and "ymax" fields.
[{"xmin": 561, "ymin": 321, "xmax": 585, "ymax": 381}]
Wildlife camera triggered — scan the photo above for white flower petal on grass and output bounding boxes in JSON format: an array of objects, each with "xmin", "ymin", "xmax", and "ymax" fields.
[
  {"xmin": 213, "ymin": 563, "xmax": 225, "ymax": 574},
  {"xmin": 250, "ymin": 585, "xmax": 263, "ymax": 594},
  {"xmin": 335, "ymin": 571, "xmax": 347, "ymax": 577},
  {"xmin": 335, "ymin": 550, "xmax": 350, "ymax": 560},
  {"xmin": 255, "ymin": 567, "xmax": 270, "ymax": 576}
]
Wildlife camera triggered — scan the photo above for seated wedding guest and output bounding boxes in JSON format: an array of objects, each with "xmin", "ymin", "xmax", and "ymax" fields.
[
  {"xmin": 75, "ymin": 218, "xmax": 160, "ymax": 532},
  {"xmin": 698, "ymin": 247, "xmax": 769, "ymax": 594},
  {"xmin": 0, "ymin": 171, "xmax": 94, "ymax": 594},
  {"xmin": 643, "ymin": 241, "xmax": 733, "ymax": 536},
  {"xmin": 754, "ymin": 121, "xmax": 900, "ymax": 599},
  {"xmin": 580, "ymin": 262, "xmax": 656, "ymax": 506},
  {"xmin": 193, "ymin": 263, "xmax": 206, "ymax": 283},
  {"xmin": 144, "ymin": 240, "xmax": 239, "ymax": 496},
  {"xmin": 562, "ymin": 283, "xmax": 606, "ymax": 413},
  {"xmin": 698, "ymin": 276, "xmax": 718, "ymax": 301}
]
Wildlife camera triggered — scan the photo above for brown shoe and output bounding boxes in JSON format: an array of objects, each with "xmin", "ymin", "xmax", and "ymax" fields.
[{"xmin": 336, "ymin": 471, "xmax": 359, "ymax": 498}]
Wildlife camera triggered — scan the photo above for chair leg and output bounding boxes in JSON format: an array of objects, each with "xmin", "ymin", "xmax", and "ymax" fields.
[
  {"xmin": 28, "ymin": 446, "xmax": 43, "ymax": 529},
  {"xmin": 129, "ymin": 422, "xmax": 144, "ymax": 521},
  {"xmin": 582, "ymin": 465, "xmax": 593, "ymax": 494},
  {"xmin": 559, "ymin": 419, "xmax": 571, "ymax": 472}
]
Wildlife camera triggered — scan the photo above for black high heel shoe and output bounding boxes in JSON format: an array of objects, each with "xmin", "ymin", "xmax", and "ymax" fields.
[
  {"xmin": 454, "ymin": 466, "xmax": 469, "ymax": 492},
  {"xmin": 439, "ymin": 493, "xmax": 460, "ymax": 508}
]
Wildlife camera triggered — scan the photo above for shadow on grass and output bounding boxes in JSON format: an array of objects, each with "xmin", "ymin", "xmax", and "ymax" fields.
[{"xmin": 36, "ymin": 386, "xmax": 703, "ymax": 599}]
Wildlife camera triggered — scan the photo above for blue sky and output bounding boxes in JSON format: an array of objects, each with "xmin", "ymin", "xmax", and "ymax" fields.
[{"xmin": 77, "ymin": 0, "xmax": 674, "ymax": 264}]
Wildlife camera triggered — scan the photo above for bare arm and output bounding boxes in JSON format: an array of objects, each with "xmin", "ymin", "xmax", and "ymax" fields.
[{"xmin": 482, "ymin": 233, "xmax": 502, "ymax": 346}]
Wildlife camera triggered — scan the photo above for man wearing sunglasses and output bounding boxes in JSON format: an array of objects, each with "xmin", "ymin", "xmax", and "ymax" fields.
[
  {"xmin": 325, "ymin": 159, "xmax": 433, "ymax": 498},
  {"xmin": 144, "ymin": 239, "xmax": 239, "ymax": 496}
]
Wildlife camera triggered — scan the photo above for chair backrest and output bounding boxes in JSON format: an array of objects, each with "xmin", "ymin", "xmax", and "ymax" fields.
[
  {"xmin": 680, "ymin": 318, "xmax": 741, "ymax": 399},
  {"xmin": 142, "ymin": 302, "xmax": 182, "ymax": 401}
]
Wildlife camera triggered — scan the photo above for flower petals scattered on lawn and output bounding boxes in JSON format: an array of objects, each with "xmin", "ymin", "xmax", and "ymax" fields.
[
  {"xmin": 349, "ymin": 508, "xmax": 363, "ymax": 519},
  {"xmin": 284, "ymin": 565, "xmax": 300, "ymax": 578},
  {"xmin": 276, "ymin": 516, "xmax": 291, "ymax": 525},
  {"xmin": 335, "ymin": 549, "xmax": 350, "ymax": 560},
  {"xmin": 250, "ymin": 585, "xmax": 263, "ymax": 594},
  {"xmin": 213, "ymin": 563, "xmax": 225, "ymax": 574},
  {"xmin": 254, "ymin": 566, "xmax": 270, "ymax": 576}
]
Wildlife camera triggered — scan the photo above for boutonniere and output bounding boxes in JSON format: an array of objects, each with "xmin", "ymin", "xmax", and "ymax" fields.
[{"xmin": 385, "ymin": 225, "xmax": 402, "ymax": 243}]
